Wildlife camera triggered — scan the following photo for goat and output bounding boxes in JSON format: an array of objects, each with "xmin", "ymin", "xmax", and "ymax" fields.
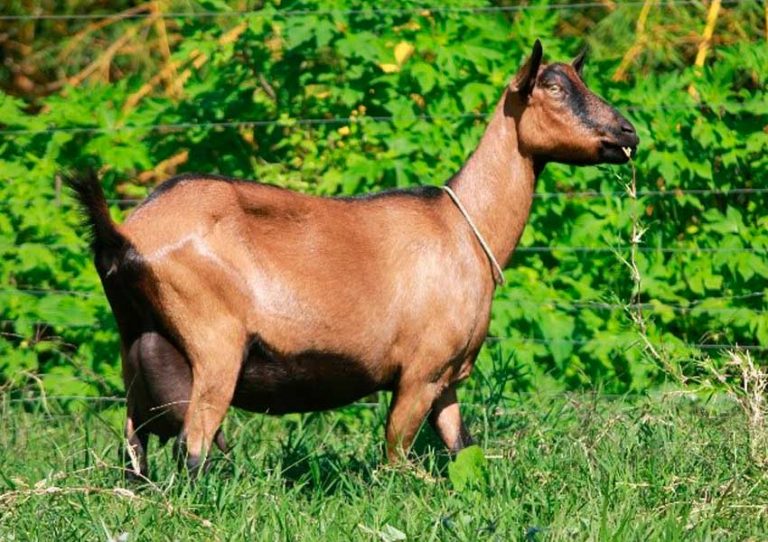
[{"xmin": 68, "ymin": 40, "xmax": 639, "ymax": 477}]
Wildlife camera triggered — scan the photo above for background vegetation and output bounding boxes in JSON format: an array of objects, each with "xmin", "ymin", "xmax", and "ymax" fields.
[
  {"xmin": 1, "ymin": 0, "xmax": 765, "ymax": 398},
  {"xmin": 1, "ymin": 1, "xmax": 767, "ymax": 539}
]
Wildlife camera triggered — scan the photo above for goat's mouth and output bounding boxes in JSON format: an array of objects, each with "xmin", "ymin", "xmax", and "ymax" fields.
[{"xmin": 599, "ymin": 139, "xmax": 638, "ymax": 164}]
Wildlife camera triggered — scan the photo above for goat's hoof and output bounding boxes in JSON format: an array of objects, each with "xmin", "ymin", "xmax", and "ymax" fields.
[
  {"xmin": 123, "ymin": 467, "xmax": 149, "ymax": 484},
  {"xmin": 186, "ymin": 454, "xmax": 205, "ymax": 477},
  {"xmin": 119, "ymin": 450, "xmax": 148, "ymax": 483},
  {"xmin": 174, "ymin": 433, "xmax": 207, "ymax": 478}
]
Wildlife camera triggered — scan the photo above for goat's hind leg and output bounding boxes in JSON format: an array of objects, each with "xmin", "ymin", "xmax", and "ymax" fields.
[
  {"xmin": 122, "ymin": 414, "xmax": 149, "ymax": 480},
  {"xmin": 176, "ymin": 324, "xmax": 245, "ymax": 475},
  {"xmin": 121, "ymin": 344, "xmax": 152, "ymax": 480},
  {"xmin": 136, "ymin": 331, "xmax": 231, "ymax": 457},
  {"xmin": 428, "ymin": 384, "xmax": 473, "ymax": 454}
]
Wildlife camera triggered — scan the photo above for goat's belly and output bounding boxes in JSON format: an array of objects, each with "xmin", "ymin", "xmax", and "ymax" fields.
[{"xmin": 231, "ymin": 347, "xmax": 388, "ymax": 414}]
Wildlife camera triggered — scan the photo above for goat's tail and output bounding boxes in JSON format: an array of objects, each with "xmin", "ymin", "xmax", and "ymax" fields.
[{"xmin": 64, "ymin": 170, "xmax": 129, "ymax": 276}]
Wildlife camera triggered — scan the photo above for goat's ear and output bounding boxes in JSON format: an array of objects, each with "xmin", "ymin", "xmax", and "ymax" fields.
[
  {"xmin": 571, "ymin": 45, "xmax": 588, "ymax": 77},
  {"xmin": 509, "ymin": 39, "xmax": 543, "ymax": 98}
]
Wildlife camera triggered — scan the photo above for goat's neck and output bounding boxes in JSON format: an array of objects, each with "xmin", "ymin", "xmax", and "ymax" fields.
[{"xmin": 447, "ymin": 91, "xmax": 539, "ymax": 269}]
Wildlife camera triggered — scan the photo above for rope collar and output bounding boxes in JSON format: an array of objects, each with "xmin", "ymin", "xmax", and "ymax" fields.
[{"xmin": 441, "ymin": 185, "xmax": 505, "ymax": 286}]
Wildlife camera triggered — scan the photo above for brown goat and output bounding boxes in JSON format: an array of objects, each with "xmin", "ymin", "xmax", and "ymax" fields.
[{"xmin": 68, "ymin": 40, "xmax": 638, "ymax": 477}]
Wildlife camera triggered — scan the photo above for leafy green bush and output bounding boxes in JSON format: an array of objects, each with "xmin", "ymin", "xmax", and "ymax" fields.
[{"xmin": 0, "ymin": 0, "xmax": 765, "ymax": 397}]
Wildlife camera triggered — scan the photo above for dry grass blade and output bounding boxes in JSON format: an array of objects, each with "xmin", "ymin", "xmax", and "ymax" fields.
[
  {"xmin": 136, "ymin": 150, "xmax": 189, "ymax": 185},
  {"xmin": 688, "ymin": 0, "xmax": 722, "ymax": 98},
  {"xmin": 65, "ymin": 17, "xmax": 154, "ymax": 89},
  {"xmin": 121, "ymin": 21, "xmax": 247, "ymax": 117},
  {"xmin": 56, "ymin": 3, "xmax": 153, "ymax": 62},
  {"xmin": 612, "ymin": 0, "xmax": 655, "ymax": 82},
  {"xmin": 729, "ymin": 350, "xmax": 768, "ymax": 465},
  {"xmin": 693, "ymin": 0, "xmax": 722, "ymax": 68},
  {"xmin": 0, "ymin": 484, "xmax": 218, "ymax": 537},
  {"xmin": 150, "ymin": 0, "xmax": 180, "ymax": 98},
  {"xmin": 620, "ymin": 148, "xmax": 682, "ymax": 382},
  {"xmin": 700, "ymin": 349, "xmax": 768, "ymax": 465},
  {"xmin": 765, "ymin": 1, "xmax": 768, "ymax": 42}
]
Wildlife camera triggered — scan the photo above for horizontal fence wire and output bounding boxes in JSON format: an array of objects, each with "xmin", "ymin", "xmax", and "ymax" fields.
[
  {"xmin": 2, "ymin": 320, "xmax": 764, "ymax": 351},
  {"xmin": 0, "ymin": 304, "xmax": 763, "ymax": 319},
  {"xmin": 0, "ymin": 0, "xmax": 742, "ymax": 22},
  {"xmin": 0, "ymin": 101, "xmax": 756, "ymax": 137},
  {"xmin": 1, "ymin": 288, "xmax": 765, "ymax": 313},
  {"xmin": 531, "ymin": 187, "xmax": 768, "ymax": 200},
  {"xmin": 1, "ymin": 243, "xmax": 765, "ymax": 254},
  {"xmin": 515, "ymin": 246, "xmax": 768, "ymax": 254},
  {"xmin": 1, "ymin": 187, "xmax": 765, "ymax": 208},
  {"xmin": 3, "ymin": 395, "xmax": 127, "ymax": 404},
  {"xmin": 0, "ymin": 391, "xmax": 750, "ymax": 410},
  {"xmin": 484, "ymin": 337, "xmax": 766, "ymax": 351},
  {"xmin": 0, "ymin": 287, "xmax": 102, "ymax": 299}
]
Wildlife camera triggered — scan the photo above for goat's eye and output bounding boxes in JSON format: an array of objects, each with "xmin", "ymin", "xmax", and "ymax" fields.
[{"xmin": 547, "ymin": 84, "xmax": 563, "ymax": 97}]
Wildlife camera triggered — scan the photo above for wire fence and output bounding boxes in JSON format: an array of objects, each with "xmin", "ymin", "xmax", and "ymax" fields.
[
  {"xmin": 1, "ymin": 0, "xmax": 764, "ymax": 391},
  {"xmin": 0, "ymin": 383, "xmax": 752, "ymax": 431},
  {"xmin": 2, "ymin": 318, "xmax": 765, "ymax": 351},
  {"xmin": 1, "ymin": 242, "xmax": 766, "ymax": 254},
  {"xmin": 0, "ymin": 100, "xmax": 757, "ymax": 137},
  {"xmin": 0, "ymin": 389, "xmax": 745, "ymax": 408},
  {"xmin": 2, "ymin": 178, "xmax": 766, "ymax": 207},
  {"xmin": 1, "ymin": 287, "xmax": 765, "ymax": 311},
  {"xmin": 532, "ymin": 187, "xmax": 768, "ymax": 200},
  {"xmin": 1, "ymin": 234, "xmax": 766, "ymax": 351},
  {"xmin": 0, "ymin": 0, "xmax": 743, "ymax": 22},
  {"xmin": 0, "ymin": 186, "xmax": 764, "ymax": 208}
]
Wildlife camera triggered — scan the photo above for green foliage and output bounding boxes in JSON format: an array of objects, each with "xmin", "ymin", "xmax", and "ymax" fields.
[
  {"xmin": 0, "ymin": 1, "xmax": 766, "ymax": 396},
  {"xmin": 447, "ymin": 445, "xmax": 488, "ymax": 492}
]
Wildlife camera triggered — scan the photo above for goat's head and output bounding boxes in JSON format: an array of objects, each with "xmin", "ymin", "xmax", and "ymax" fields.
[{"xmin": 507, "ymin": 39, "xmax": 639, "ymax": 166}]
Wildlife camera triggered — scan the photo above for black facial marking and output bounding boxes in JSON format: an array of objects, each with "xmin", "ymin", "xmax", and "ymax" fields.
[{"xmin": 540, "ymin": 64, "xmax": 597, "ymax": 130}]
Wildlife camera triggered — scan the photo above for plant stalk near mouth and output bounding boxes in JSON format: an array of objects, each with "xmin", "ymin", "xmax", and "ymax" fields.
[{"xmin": 620, "ymin": 148, "xmax": 682, "ymax": 383}]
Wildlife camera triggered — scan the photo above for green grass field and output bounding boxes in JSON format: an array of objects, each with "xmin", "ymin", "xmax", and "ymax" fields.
[{"xmin": 1, "ymin": 392, "xmax": 766, "ymax": 541}]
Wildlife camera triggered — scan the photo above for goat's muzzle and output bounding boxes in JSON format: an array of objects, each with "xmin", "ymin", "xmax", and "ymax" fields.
[{"xmin": 599, "ymin": 119, "xmax": 639, "ymax": 164}]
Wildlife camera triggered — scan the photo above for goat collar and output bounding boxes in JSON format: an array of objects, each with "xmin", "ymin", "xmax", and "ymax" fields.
[{"xmin": 441, "ymin": 185, "xmax": 506, "ymax": 286}]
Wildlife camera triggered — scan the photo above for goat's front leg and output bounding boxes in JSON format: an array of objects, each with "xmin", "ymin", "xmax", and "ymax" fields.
[
  {"xmin": 176, "ymin": 327, "xmax": 244, "ymax": 475},
  {"xmin": 385, "ymin": 381, "xmax": 440, "ymax": 462},
  {"xmin": 428, "ymin": 384, "xmax": 473, "ymax": 454}
]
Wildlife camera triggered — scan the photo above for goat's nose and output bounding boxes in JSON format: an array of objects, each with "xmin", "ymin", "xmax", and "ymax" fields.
[
  {"xmin": 618, "ymin": 119, "xmax": 639, "ymax": 145},
  {"xmin": 620, "ymin": 120, "xmax": 635, "ymax": 135}
]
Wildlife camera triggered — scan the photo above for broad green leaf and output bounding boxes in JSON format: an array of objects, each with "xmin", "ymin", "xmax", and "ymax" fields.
[{"xmin": 448, "ymin": 445, "xmax": 488, "ymax": 492}]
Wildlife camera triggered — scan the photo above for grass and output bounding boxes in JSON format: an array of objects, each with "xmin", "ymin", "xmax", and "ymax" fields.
[{"xmin": 1, "ymin": 391, "xmax": 767, "ymax": 541}]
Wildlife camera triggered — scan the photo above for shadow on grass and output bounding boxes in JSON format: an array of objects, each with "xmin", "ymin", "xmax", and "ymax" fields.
[
  {"xmin": 108, "ymin": 392, "xmax": 516, "ymax": 495},
  {"xmin": 265, "ymin": 409, "xmax": 461, "ymax": 496}
]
